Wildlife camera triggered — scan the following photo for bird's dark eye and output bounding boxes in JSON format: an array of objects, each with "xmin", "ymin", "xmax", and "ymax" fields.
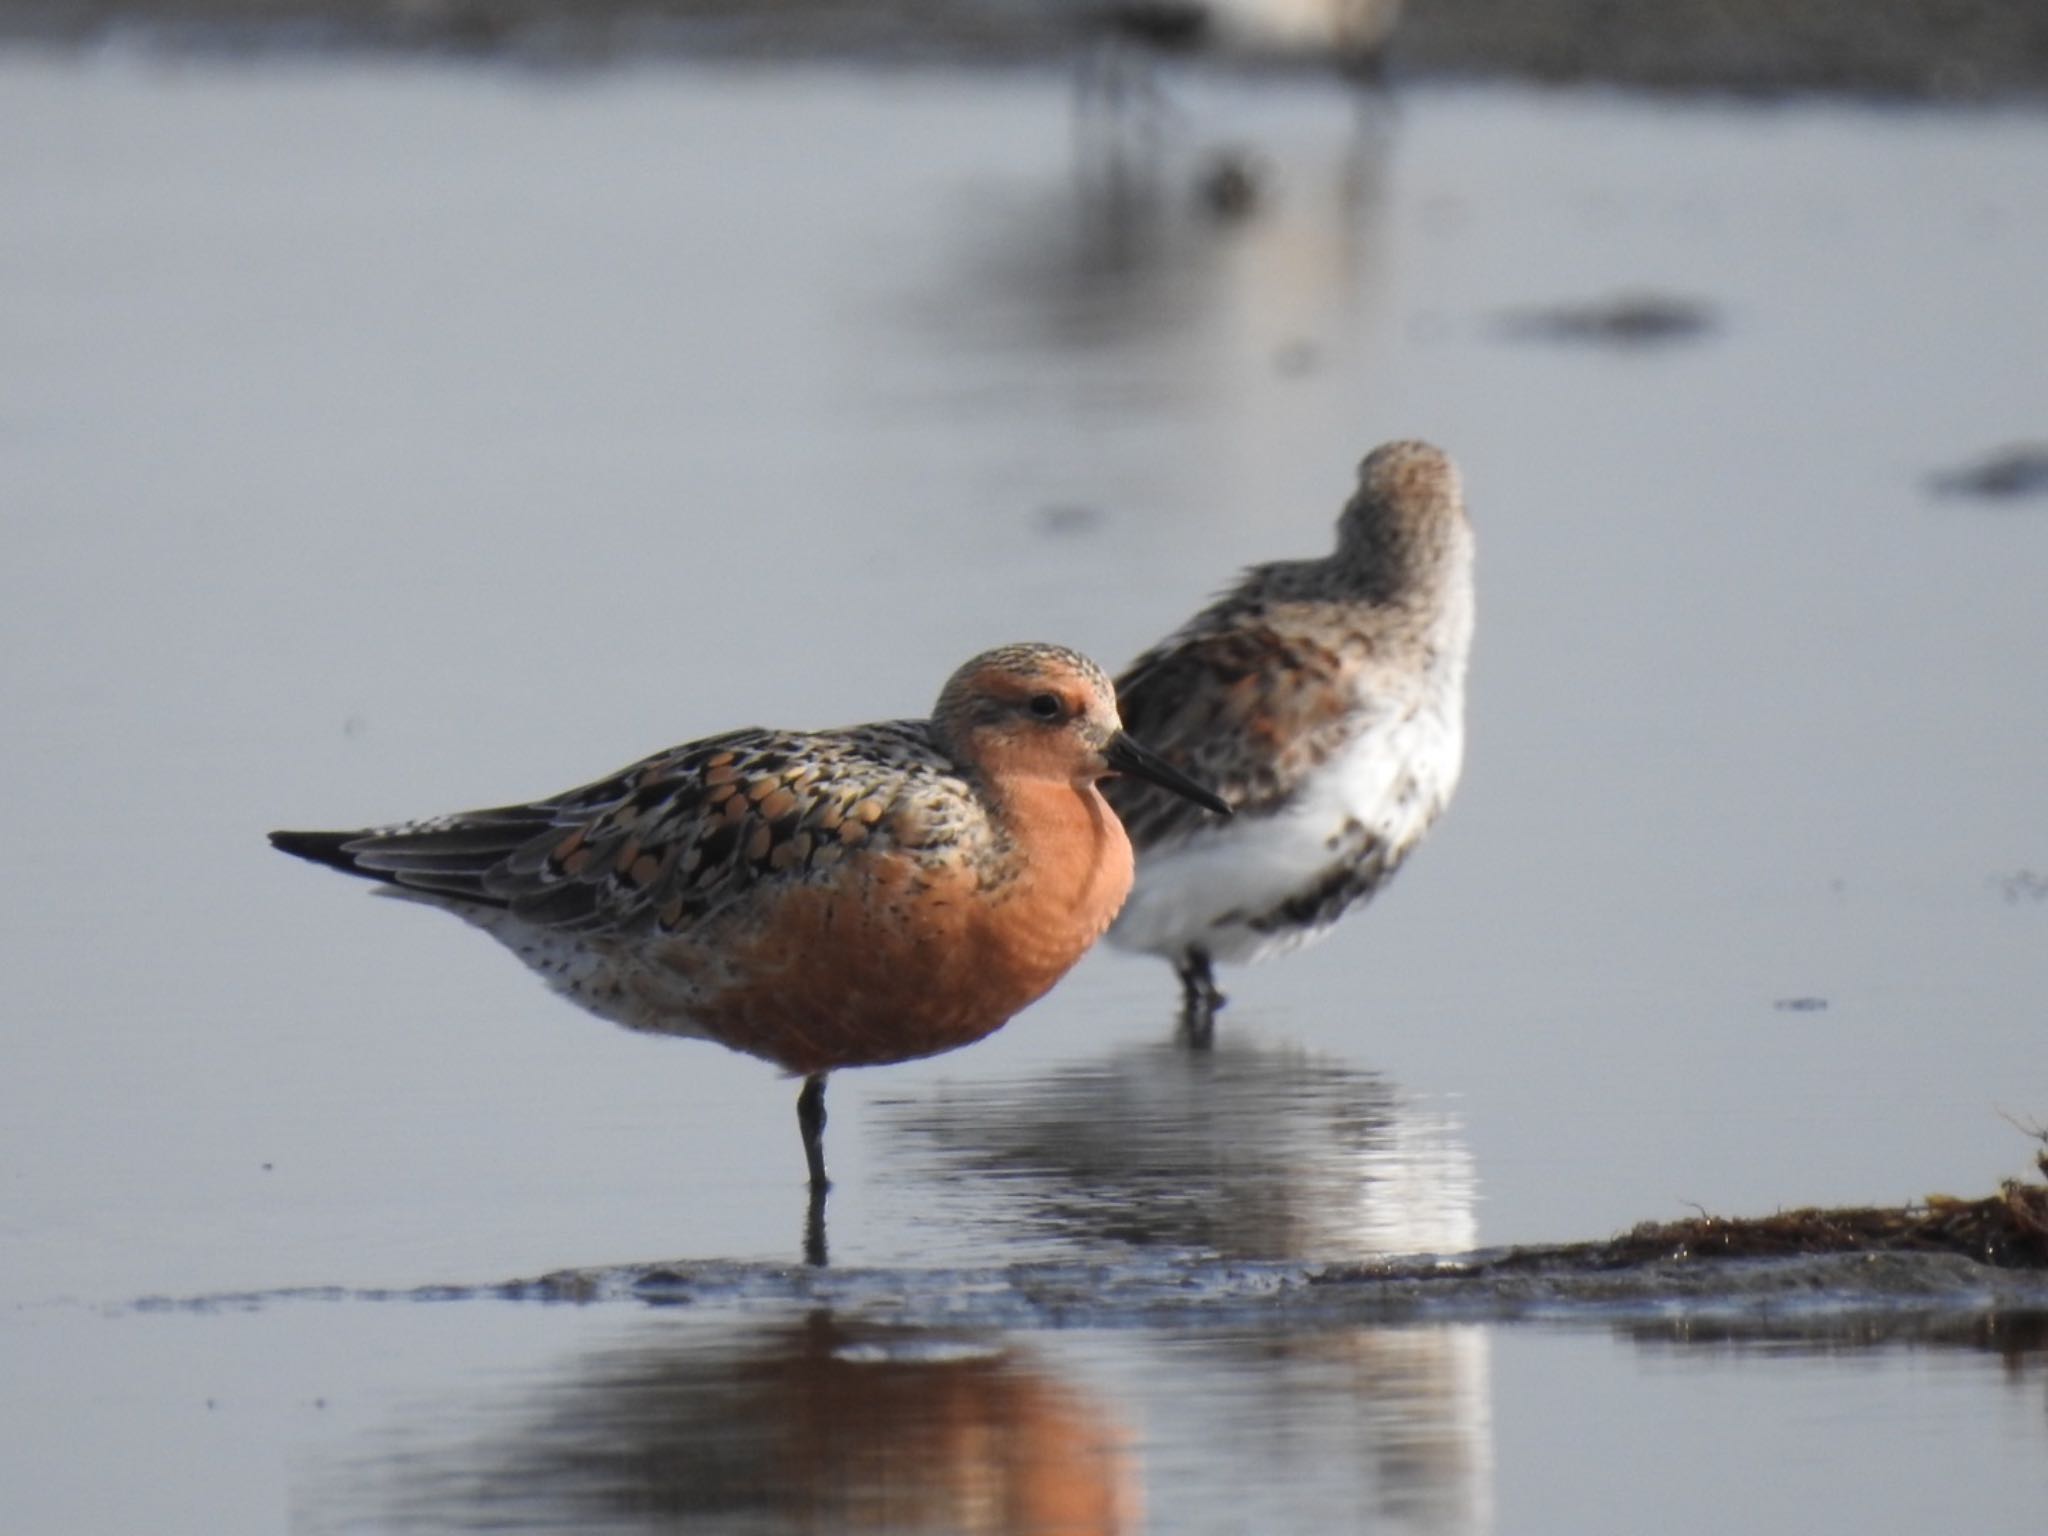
[{"xmin": 1027, "ymin": 692, "xmax": 1063, "ymax": 721}]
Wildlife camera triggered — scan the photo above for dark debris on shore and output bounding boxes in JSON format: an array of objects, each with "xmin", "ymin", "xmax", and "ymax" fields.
[
  {"xmin": 1534, "ymin": 1178, "xmax": 2048, "ymax": 1273},
  {"xmin": 1320, "ymin": 1156, "xmax": 2048, "ymax": 1295}
]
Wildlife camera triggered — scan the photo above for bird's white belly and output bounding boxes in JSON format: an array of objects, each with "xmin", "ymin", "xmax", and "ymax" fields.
[{"xmin": 1110, "ymin": 701, "xmax": 1462, "ymax": 965}]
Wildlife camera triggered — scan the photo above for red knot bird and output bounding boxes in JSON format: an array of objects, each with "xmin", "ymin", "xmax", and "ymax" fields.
[
  {"xmin": 271, "ymin": 642, "xmax": 1228, "ymax": 1258},
  {"xmin": 1102, "ymin": 440, "xmax": 1474, "ymax": 1038}
]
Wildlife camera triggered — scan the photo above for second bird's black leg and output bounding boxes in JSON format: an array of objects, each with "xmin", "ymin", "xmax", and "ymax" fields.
[{"xmin": 1175, "ymin": 947, "xmax": 1224, "ymax": 1047}]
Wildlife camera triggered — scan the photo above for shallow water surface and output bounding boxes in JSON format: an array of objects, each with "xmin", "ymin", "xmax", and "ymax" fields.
[
  {"xmin": 13, "ymin": 1294, "xmax": 2047, "ymax": 1533},
  {"xmin": 2, "ymin": 48, "xmax": 2046, "ymax": 1533}
]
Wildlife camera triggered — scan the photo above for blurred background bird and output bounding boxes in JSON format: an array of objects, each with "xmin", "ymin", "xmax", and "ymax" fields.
[{"xmin": 1103, "ymin": 440, "xmax": 1475, "ymax": 1038}]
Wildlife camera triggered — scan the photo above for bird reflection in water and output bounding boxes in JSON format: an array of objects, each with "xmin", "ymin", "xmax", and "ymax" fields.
[
  {"xmin": 880, "ymin": 1035, "xmax": 1475, "ymax": 1262},
  {"xmin": 362, "ymin": 1313, "xmax": 1140, "ymax": 1536},
  {"xmin": 1180, "ymin": 1323, "xmax": 1496, "ymax": 1534}
]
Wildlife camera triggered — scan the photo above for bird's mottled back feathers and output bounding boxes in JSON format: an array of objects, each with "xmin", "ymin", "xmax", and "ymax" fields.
[
  {"xmin": 1104, "ymin": 440, "xmax": 1472, "ymax": 856},
  {"xmin": 306, "ymin": 721, "xmax": 980, "ymax": 935},
  {"xmin": 1106, "ymin": 598, "xmax": 1371, "ymax": 849}
]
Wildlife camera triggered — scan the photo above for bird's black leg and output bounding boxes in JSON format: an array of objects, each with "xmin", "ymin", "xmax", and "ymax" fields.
[
  {"xmin": 797, "ymin": 1073, "xmax": 830, "ymax": 1268},
  {"xmin": 803, "ymin": 1184, "xmax": 829, "ymax": 1269},
  {"xmin": 1175, "ymin": 947, "xmax": 1224, "ymax": 1047},
  {"xmin": 797, "ymin": 1073, "xmax": 830, "ymax": 1191}
]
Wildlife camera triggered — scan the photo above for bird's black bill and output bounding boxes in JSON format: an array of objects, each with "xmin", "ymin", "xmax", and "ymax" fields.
[{"xmin": 1104, "ymin": 732, "xmax": 1232, "ymax": 817}]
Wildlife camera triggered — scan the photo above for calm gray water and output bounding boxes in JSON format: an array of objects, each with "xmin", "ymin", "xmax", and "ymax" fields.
[{"xmin": 2, "ymin": 50, "xmax": 2045, "ymax": 1532}]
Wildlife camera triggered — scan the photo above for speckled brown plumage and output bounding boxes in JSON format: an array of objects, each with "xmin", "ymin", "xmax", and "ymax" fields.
[
  {"xmin": 1103, "ymin": 440, "xmax": 1475, "ymax": 1025},
  {"xmin": 271, "ymin": 641, "xmax": 1228, "ymax": 1205}
]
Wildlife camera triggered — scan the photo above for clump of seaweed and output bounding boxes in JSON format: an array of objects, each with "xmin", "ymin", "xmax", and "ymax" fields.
[
  {"xmin": 1569, "ymin": 1127, "xmax": 2048, "ymax": 1273},
  {"xmin": 1333, "ymin": 1126, "xmax": 2048, "ymax": 1291},
  {"xmin": 1598, "ymin": 1178, "xmax": 2048, "ymax": 1270}
]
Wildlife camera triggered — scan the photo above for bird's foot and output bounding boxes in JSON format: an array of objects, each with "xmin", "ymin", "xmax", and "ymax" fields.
[{"xmin": 1175, "ymin": 950, "xmax": 1225, "ymax": 1047}]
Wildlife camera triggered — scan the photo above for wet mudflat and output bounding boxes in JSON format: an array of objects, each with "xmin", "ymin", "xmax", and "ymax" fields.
[{"xmin": 3, "ymin": 49, "xmax": 2046, "ymax": 1533}]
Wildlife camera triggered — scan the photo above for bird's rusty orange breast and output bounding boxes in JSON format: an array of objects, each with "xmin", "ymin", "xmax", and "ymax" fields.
[{"xmin": 669, "ymin": 779, "xmax": 1133, "ymax": 1076}]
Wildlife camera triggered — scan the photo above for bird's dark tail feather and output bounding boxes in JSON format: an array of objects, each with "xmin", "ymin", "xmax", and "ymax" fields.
[
  {"xmin": 268, "ymin": 828, "xmax": 397, "ymax": 884},
  {"xmin": 269, "ymin": 824, "xmax": 524, "ymax": 908}
]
